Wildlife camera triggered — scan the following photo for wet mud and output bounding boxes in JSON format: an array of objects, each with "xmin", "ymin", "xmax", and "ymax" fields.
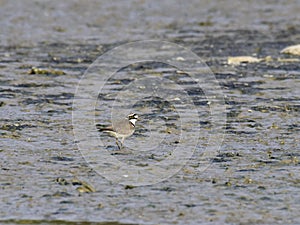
[{"xmin": 0, "ymin": 1, "xmax": 299, "ymax": 224}]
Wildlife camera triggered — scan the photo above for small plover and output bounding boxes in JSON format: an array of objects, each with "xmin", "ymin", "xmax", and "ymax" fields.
[{"xmin": 97, "ymin": 113, "xmax": 138, "ymax": 149}]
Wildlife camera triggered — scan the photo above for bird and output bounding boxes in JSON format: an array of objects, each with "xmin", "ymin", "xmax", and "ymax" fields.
[{"xmin": 97, "ymin": 113, "xmax": 138, "ymax": 149}]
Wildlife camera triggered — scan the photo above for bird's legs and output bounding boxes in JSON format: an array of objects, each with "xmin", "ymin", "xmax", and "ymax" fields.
[
  {"xmin": 115, "ymin": 137, "xmax": 125, "ymax": 150},
  {"xmin": 115, "ymin": 138, "xmax": 122, "ymax": 150},
  {"xmin": 116, "ymin": 136, "xmax": 127, "ymax": 149},
  {"xmin": 121, "ymin": 137, "xmax": 125, "ymax": 146},
  {"xmin": 112, "ymin": 137, "xmax": 131, "ymax": 155}
]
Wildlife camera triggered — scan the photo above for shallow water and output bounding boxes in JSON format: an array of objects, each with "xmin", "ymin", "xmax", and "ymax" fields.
[{"xmin": 0, "ymin": 1, "xmax": 300, "ymax": 224}]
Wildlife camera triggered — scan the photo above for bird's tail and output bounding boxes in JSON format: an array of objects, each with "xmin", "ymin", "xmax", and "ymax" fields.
[{"xmin": 96, "ymin": 124, "xmax": 114, "ymax": 132}]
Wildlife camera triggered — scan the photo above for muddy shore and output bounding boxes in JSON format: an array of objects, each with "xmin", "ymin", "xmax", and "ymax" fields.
[{"xmin": 0, "ymin": 1, "xmax": 299, "ymax": 224}]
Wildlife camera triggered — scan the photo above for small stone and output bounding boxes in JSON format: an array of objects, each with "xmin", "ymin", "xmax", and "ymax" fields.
[
  {"xmin": 76, "ymin": 182, "xmax": 96, "ymax": 193},
  {"xmin": 281, "ymin": 44, "xmax": 300, "ymax": 56},
  {"xmin": 55, "ymin": 177, "xmax": 69, "ymax": 185},
  {"xmin": 176, "ymin": 57, "xmax": 185, "ymax": 61},
  {"xmin": 124, "ymin": 185, "xmax": 135, "ymax": 189},
  {"xmin": 227, "ymin": 56, "xmax": 261, "ymax": 65}
]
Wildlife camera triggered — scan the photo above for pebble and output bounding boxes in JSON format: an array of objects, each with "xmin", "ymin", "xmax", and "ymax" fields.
[
  {"xmin": 280, "ymin": 44, "xmax": 300, "ymax": 56},
  {"xmin": 227, "ymin": 56, "xmax": 261, "ymax": 65}
]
